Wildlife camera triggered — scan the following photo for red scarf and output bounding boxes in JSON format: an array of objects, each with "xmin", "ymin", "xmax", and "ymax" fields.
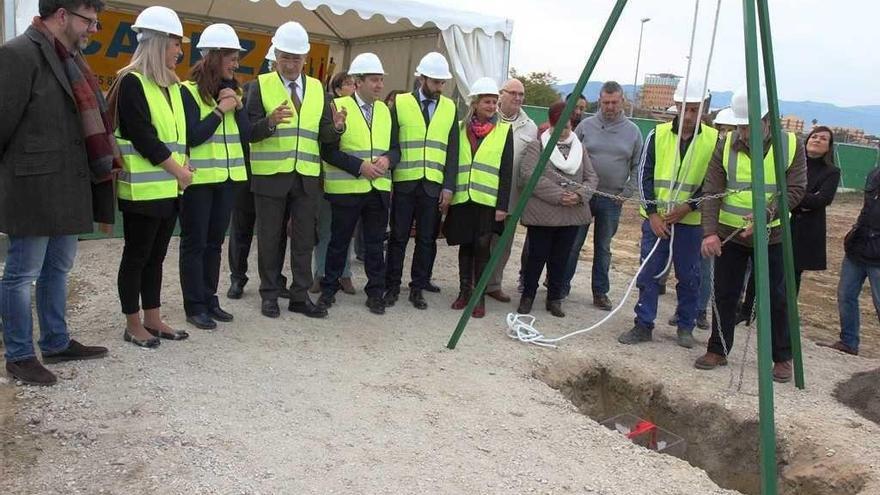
[
  {"xmin": 466, "ymin": 116, "xmax": 496, "ymax": 154},
  {"xmin": 32, "ymin": 17, "xmax": 120, "ymax": 183}
]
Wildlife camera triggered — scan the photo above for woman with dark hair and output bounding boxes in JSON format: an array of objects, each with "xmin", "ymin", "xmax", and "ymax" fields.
[
  {"xmin": 328, "ymin": 70, "xmax": 355, "ymax": 98},
  {"xmin": 516, "ymin": 101, "xmax": 598, "ymax": 317},
  {"xmin": 790, "ymin": 126, "xmax": 840, "ymax": 290},
  {"xmin": 384, "ymin": 89, "xmax": 406, "ymax": 110},
  {"xmin": 444, "ymin": 77, "xmax": 513, "ymax": 318},
  {"xmin": 178, "ymin": 23, "xmax": 251, "ymax": 330}
]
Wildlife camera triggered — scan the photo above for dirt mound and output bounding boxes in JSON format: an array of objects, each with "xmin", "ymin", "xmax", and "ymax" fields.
[{"xmin": 835, "ymin": 367, "xmax": 880, "ymax": 425}]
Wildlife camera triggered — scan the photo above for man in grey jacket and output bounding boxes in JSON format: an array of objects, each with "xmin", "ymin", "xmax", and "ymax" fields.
[
  {"xmin": 564, "ymin": 81, "xmax": 643, "ymax": 310},
  {"xmin": 0, "ymin": 0, "xmax": 112, "ymax": 386},
  {"xmin": 486, "ymin": 78, "xmax": 538, "ymax": 302}
]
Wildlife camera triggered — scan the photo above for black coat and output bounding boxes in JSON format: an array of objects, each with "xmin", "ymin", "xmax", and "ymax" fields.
[
  {"xmin": 791, "ymin": 157, "xmax": 840, "ymax": 271},
  {"xmin": 0, "ymin": 27, "xmax": 113, "ymax": 236}
]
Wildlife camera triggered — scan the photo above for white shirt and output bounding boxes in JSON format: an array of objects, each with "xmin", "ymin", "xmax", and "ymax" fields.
[
  {"xmin": 279, "ymin": 72, "xmax": 304, "ymax": 102},
  {"xmin": 418, "ymin": 88, "xmax": 436, "ymax": 120},
  {"xmin": 354, "ymin": 91, "xmax": 373, "ymax": 124}
]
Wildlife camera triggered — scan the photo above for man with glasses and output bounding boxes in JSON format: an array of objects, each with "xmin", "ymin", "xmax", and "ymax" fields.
[
  {"xmin": 487, "ymin": 78, "xmax": 538, "ymax": 302},
  {"xmin": 1, "ymin": 0, "xmax": 115, "ymax": 386}
]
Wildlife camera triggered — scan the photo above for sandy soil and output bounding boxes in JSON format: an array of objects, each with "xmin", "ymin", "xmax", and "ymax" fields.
[{"xmin": 1, "ymin": 196, "xmax": 878, "ymax": 494}]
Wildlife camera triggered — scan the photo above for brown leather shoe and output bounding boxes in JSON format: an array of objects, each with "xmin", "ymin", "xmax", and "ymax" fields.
[
  {"xmin": 772, "ymin": 361, "xmax": 793, "ymax": 383},
  {"xmin": 42, "ymin": 340, "xmax": 108, "ymax": 364},
  {"xmin": 816, "ymin": 340, "xmax": 858, "ymax": 356},
  {"xmin": 593, "ymin": 294, "xmax": 613, "ymax": 311},
  {"xmin": 486, "ymin": 290, "xmax": 511, "ymax": 303},
  {"xmin": 6, "ymin": 358, "xmax": 57, "ymax": 386},
  {"xmin": 340, "ymin": 277, "xmax": 356, "ymax": 295},
  {"xmin": 694, "ymin": 352, "xmax": 728, "ymax": 370},
  {"xmin": 309, "ymin": 279, "xmax": 321, "ymax": 294}
]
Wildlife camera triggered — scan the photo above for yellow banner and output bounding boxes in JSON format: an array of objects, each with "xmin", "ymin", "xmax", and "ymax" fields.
[{"xmin": 83, "ymin": 9, "xmax": 331, "ymax": 90}]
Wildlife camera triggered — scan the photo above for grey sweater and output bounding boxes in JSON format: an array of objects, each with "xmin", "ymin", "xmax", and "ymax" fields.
[{"xmin": 574, "ymin": 112, "xmax": 643, "ymax": 197}]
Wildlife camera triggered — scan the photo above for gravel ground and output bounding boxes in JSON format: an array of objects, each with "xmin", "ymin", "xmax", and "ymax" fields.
[{"xmin": 1, "ymin": 227, "xmax": 878, "ymax": 494}]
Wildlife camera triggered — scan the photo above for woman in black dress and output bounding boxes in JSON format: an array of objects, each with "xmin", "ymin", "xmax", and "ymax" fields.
[{"xmin": 444, "ymin": 77, "xmax": 513, "ymax": 318}]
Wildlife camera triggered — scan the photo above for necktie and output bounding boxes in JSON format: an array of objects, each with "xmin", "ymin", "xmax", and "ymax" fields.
[
  {"xmin": 288, "ymin": 81, "xmax": 302, "ymax": 113},
  {"xmin": 362, "ymin": 103, "xmax": 373, "ymax": 126},
  {"xmin": 421, "ymin": 99, "xmax": 432, "ymax": 124}
]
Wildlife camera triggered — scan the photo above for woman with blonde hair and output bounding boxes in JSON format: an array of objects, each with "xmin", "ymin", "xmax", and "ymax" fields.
[
  {"xmin": 109, "ymin": 6, "xmax": 192, "ymax": 347},
  {"xmin": 178, "ymin": 24, "xmax": 250, "ymax": 330},
  {"xmin": 443, "ymin": 77, "xmax": 513, "ymax": 318}
]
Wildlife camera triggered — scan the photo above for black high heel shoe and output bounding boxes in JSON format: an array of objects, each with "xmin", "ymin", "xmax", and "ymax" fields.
[{"xmin": 123, "ymin": 329, "xmax": 160, "ymax": 348}]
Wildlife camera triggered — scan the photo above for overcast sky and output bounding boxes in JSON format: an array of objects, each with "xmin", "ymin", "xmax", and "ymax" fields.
[{"xmin": 441, "ymin": 0, "xmax": 879, "ymax": 107}]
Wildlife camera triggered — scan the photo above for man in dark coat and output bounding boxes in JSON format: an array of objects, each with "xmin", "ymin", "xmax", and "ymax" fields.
[{"xmin": 0, "ymin": 0, "xmax": 113, "ymax": 386}]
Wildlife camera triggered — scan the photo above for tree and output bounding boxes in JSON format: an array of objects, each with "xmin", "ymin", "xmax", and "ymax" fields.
[{"xmin": 509, "ymin": 68, "xmax": 562, "ymax": 107}]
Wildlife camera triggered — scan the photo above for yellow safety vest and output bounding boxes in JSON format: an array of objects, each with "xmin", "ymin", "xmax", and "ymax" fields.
[
  {"xmin": 322, "ymin": 96, "xmax": 392, "ymax": 194},
  {"xmin": 719, "ymin": 131, "xmax": 797, "ymax": 229},
  {"xmin": 452, "ymin": 121, "xmax": 511, "ymax": 207},
  {"xmin": 640, "ymin": 122, "xmax": 718, "ymax": 225},
  {"xmin": 393, "ymin": 93, "xmax": 455, "ymax": 184},
  {"xmin": 181, "ymin": 81, "xmax": 246, "ymax": 185},
  {"xmin": 116, "ymin": 71, "xmax": 187, "ymax": 201},
  {"xmin": 249, "ymin": 72, "xmax": 323, "ymax": 177}
]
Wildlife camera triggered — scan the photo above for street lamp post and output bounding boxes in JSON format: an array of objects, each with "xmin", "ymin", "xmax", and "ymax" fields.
[{"xmin": 630, "ymin": 17, "xmax": 650, "ymax": 116}]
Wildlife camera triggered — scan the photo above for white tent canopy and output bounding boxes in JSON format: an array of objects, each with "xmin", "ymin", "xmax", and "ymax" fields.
[{"xmin": 6, "ymin": 0, "xmax": 513, "ymax": 98}]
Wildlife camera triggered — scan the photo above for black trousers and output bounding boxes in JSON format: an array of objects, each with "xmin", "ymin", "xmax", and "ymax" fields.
[
  {"xmin": 385, "ymin": 184, "xmax": 441, "ymax": 291},
  {"xmin": 254, "ymin": 177, "xmax": 318, "ymax": 303},
  {"xmin": 118, "ymin": 211, "xmax": 177, "ymax": 315},
  {"xmin": 521, "ymin": 225, "xmax": 579, "ymax": 300},
  {"xmin": 227, "ymin": 184, "xmax": 288, "ymax": 289},
  {"xmin": 708, "ymin": 242, "xmax": 792, "ymax": 363},
  {"xmin": 323, "ymin": 191, "xmax": 389, "ymax": 298},
  {"xmin": 179, "ymin": 181, "xmax": 236, "ymax": 316}
]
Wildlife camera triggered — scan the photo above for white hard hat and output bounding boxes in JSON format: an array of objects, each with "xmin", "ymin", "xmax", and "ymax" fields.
[
  {"xmin": 666, "ymin": 105, "xmax": 678, "ymax": 114},
  {"xmin": 349, "ymin": 53, "xmax": 385, "ymax": 75},
  {"xmin": 132, "ymin": 6, "xmax": 189, "ymax": 42},
  {"xmin": 673, "ymin": 77, "xmax": 710, "ymax": 103},
  {"xmin": 729, "ymin": 85, "xmax": 769, "ymax": 125},
  {"xmin": 272, "ymin": 21, "xmax": 310, "ymax": 55},
  {"xmin": 196, "ymin": 23, "xmax": 242, "ymax": 51},
  {"xmin": 414, "ymin": 52, "xmax": 452, "ymax": 80},
  {"xmin": 265, "ymin": 44, "xmax": 276, "ymax": 62},
  {"xmin": 468, "ymin": 77, "xmax": 499, "ymax": 98},
  {"xmin": 713, "ymin": 107, "xmax": 738, "ymax": 126}
]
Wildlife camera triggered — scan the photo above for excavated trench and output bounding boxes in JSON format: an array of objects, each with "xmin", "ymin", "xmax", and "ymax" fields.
[{"xmin": 538, "ymin": 363, "xmax": 870, "ymax": 495}]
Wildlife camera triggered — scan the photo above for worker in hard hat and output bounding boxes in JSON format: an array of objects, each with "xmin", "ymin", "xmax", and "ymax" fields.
[
  {"xmin": 695, "ymin": 85, "xmax": 807, "ymax": 383},
  {"xmin": 244, "ymin": 21, "xmax": 347, "ymax": 320},
  {"xmin": 618, "ymin": 78, "xmax": 718, "ymax": 349},
  {"xmin": 318, "ymin": 52, "xmax": 399, "ymax": 315},
  {"xmin": 227, "ymin": 44, "xmax": 291, "ymax": 302},
  {"xmin": 109, "ymin": 6, "xmax": 192, "ymax": 348},
  {"xmin": 382, "ymin": 52, "xmax": 459, "ymax": 311},
  {"xmin": 174, "ymin": 24, "xmax": 249, "ymax": 330},
  {"xmin": 444, "ymin": 77, "xmax": 514, "ymax": 318}
]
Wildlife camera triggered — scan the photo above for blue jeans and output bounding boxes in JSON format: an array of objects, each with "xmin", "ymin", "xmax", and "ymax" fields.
[
  {"xmin": 1, "ymin": 236, "xmax": 77, "ymax": 362},
  {"xmin": 698, "ymin": 255, "xmax": 712, "ymax": 312},
  {"xmin": 634, "ymin": 222, "xmax": 702, "ymax": 330},
  {"xmin": 837, "ymin": 255, "xmax": 880, "ymax": 351},
  {"xmin": 313, "ymin": 198, "xmax": 351, "ymax": 279},
  {"xmin": 562, "ymin": 195, "xmax": 622, "ymax": 297}
]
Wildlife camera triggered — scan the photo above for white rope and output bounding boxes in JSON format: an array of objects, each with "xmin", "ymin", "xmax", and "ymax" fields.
[{"xmin": 505, "ymin": 236, "xmax": 664, "ymax": 348}]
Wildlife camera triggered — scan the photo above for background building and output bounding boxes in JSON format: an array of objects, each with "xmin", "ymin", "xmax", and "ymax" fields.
[
  {"xmin": 639, "ymin": 73, "xmax": 680, "ymax": 111},
  {"xmin": 780, "ymin": 114, "xmax": 804, "ymax": 134}
]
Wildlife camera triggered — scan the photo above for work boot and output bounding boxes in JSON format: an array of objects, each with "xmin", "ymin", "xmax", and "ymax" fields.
[
  {"xmin": 772, "ymin": 361, "xmax": 793, "ymax": 383},
  {"xmin": 593, "ymin": 294, "xmax": 613, "ymax": 311},
  {"xmin": 546, "ymin": 299, "xmax": 565, "ymax": 318},
  {"xmin": 5, "ymin": 358, "xmax": 57, "ymax": 386},
  {"xmin": 618, "ymin": 324, "xmax": 652, "ymax": 345},
  {"xmin": 517, "ymin": 296, "xmax": 534, "ymax": 314},
  {"xmin": 696, "ymin": 310, "xmax": 709, "ymax": 330},
  {"xmin": 694, "ymin": 352, "xmax": 728, "ymax": 370},
  {"xmin": 676, "ymin": 328, "xmax": 695, "ymax": 349}
]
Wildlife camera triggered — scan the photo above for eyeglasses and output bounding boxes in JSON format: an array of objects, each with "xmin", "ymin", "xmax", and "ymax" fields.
[
  {"xmin": 501, "ymin": 90, "xmax": 525, "ymax": 98},
  {"xmin": 67, "ymin": 10, "xmax": 102, "ymax": 31}
]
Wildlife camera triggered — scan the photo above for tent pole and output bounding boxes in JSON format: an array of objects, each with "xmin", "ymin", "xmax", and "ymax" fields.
[
  {"xmin": 446, "ymin": 0, "xmax": 629, "ymax": 349},
  {"xmin": 756, "ymin": 0, "xmax": 805, "ymax": 390},
  {"xmin": 742, "ymin": 0, "xmax": 778, "ymax": 494}
]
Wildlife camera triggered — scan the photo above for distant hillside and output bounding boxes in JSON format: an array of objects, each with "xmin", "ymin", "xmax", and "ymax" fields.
[{"xmin": 555, "ymin": 82, "xmax": 880, "ymax": 135}]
